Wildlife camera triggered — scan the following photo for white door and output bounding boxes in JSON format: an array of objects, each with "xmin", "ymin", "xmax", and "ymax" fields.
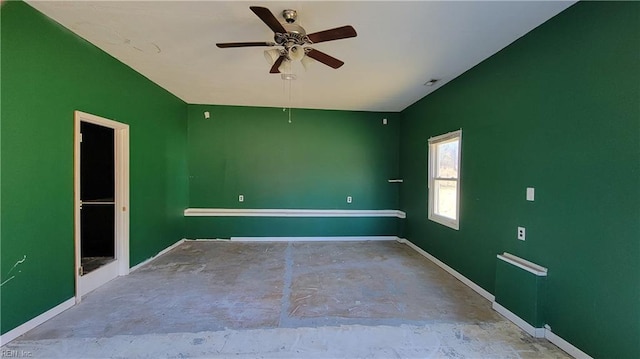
[{"xmin": 74, "ymin": 111, "xmax": 129, "ymax": 301}]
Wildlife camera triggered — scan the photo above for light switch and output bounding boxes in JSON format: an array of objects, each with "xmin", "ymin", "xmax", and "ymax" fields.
[{"xmin": 526, "ymin": 187, "xmax": 535, "ymax": 201}]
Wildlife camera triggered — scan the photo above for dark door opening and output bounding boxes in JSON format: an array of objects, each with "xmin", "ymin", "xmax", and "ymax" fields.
[{"xmin": 80, "ymin": 121, "xmax": 115, "ymax": 275}]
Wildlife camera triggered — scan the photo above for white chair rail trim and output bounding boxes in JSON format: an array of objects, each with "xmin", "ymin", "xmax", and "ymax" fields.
[{"xmin": 184, "ymin": 208, "xmax": 406, "ymax": 219}]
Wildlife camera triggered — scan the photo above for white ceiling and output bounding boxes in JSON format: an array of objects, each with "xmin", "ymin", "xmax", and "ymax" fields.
[{"xmin": 27, "ymin": 1, "xmax": 575, "ymax": 112}]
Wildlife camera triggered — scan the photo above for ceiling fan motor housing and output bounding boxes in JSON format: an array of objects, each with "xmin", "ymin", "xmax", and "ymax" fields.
[
  {"xmin": 271, "ymin": 9, "xmax": 306, "ymax": 49},
  {"xmin": 275, "ymin": 24, "xmax": 307, "ymax": 49}
]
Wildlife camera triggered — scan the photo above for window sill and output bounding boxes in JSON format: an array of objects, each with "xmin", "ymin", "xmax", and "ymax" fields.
[{"xmin": 428, "ymin": 214, "xmax": 459, "ymax": 230}]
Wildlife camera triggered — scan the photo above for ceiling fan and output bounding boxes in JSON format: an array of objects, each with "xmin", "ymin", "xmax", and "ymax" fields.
[{"xmin": 216, "ymin": 6, "xmax": 357, "ymax": 74}]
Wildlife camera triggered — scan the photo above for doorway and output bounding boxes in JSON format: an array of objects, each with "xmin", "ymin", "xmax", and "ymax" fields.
[{"xmin": 74, "ymin": 111, "xmax": 129, "ymax": 301}]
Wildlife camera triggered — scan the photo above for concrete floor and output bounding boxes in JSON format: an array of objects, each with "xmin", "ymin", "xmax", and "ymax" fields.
[{"xmin": 4, "ymin": 240, "xmax": 569, "ymax": 358}]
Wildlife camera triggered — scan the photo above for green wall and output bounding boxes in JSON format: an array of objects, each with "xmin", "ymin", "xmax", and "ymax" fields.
[
  {"xmin": 399, "ymin": 2, "xmax": 639, "ymax": 358},
  {"xmin": 1, "ymin": 2, "xmax": 188, "ymax": 335},
  {"xmin": 187, "ymin": 217, "xmax": 400, "ymax": 239},
  {"xmin": 187, "ymin": 105, "xmax": 400, "ymax": 237},
  {"xmin": 495, "ymin": 259, "xmax": 546, "ymax": 328},
  {"xmin": 2, "ymin": 1, "xmax": 638, "ymax": 358}
]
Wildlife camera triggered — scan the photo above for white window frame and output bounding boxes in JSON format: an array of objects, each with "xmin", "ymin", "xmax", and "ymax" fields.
[{"xmin": 428, "ymin": 129, "xmax": 462, "ymax": 230}]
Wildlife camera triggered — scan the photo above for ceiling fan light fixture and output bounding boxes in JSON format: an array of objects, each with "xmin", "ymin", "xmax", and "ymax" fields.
[
  {"xmin": 288, "ymin": 45, "xmax": 305, "ymax": 62},
  {"xmin": 278, "ymin": 59, "xmax": 293, "ymax": 74},
  {"xmin": 301, "ymin": 55, "xmax": 315, "ymax": 71},
  {"xmin": 264, "ymin": 49, "xmax": 281, "ymax": 65}
]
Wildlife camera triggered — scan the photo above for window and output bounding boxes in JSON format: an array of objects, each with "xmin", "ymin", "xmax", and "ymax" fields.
[{"xmin": 428, "ymin": 129, "xmax": 462, "ymax": 230}]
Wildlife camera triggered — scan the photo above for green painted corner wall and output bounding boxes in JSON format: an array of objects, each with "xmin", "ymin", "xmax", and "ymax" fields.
[
  {"xmin": 186, "ymin": 105, "xmax": 400, "ymax": 238},
  {"xmin": 495, "ymin": 260, "xmax": 546, "ymax": 328},
  {"xmin": 399, "ymin": 2, "xmax": 639, "ymax": 358},
  {"xmin": 1, "ymin": 1, "xmax": 188, "ymax": 335}
]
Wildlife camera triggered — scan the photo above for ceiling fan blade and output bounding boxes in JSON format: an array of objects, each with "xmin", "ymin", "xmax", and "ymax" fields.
[
  {"xmin": 216, "ymin": 42, "xmax": 275, "ymax": 48},
  {"xmin": 305, "ymin": 49, "xmax": 344, "ymax": 69},
  {"xmin": 306, "ymin": 25, "xmax": 357, "ymax": 44},
  {"xmin": 270, "ymin": 55, "xmax": 287, "ymax": 73},
  {"xmin": 250, "ymin": 6, "xmax": 287, "ymax": 34}
]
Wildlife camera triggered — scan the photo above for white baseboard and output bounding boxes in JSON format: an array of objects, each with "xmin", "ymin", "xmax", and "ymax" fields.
[
  {"xmin": 0, "ymin": 297, "xmax": 75, "ymax": 346},
  {"xmin": 188, "ymin": 238, "xmax": 231, "ymax": 242},
  {"xmin": 545, "ymin": 329, "xmax": 592, "ymax": 359},
  {"xmin": 492, "ymin": 302, "xmax": 545, "ymax": 338},
  {"xmin": 129, "ymin": 238, "xmax": 186, "ymax": 272},
  {"xmin": 397, "ymin": 238, "xmax": 495, "ymax": 302},
  {"xmin": 230, "ymin": 236, "xmax": 400, "ymax": 242},
  {"xmin": 398, "ymin": 238, "xmax": 591, "ymax": 358},
  {"xmin": 492, "ymin": 302, "xmax": 592, "ymax": 357}
]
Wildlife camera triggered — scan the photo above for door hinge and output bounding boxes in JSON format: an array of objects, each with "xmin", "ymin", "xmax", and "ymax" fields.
[
  {"xmin": 78, "ymin": 266, "xmax": 84, "ymax": 276},
  {"xmin": 79, "ymin": 133, "xmax": 83, "ymax": 143}
]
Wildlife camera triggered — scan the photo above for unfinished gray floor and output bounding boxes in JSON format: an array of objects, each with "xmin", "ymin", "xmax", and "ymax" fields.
[{"xmin": 4, "ymin": 240, "xmax": 569, "ymax": 358}]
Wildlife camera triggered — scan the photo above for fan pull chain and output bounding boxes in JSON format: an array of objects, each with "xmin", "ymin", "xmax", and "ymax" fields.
[
  {"xmin": 288, "ymin": 78, "xmax": 292, "ymax": 124},
  {"xmin": 282, "ymin": 76, "xmax": 286, "ymax": 113}
]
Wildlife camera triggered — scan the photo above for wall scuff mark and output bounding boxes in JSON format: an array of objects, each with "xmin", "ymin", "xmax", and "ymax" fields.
[{"xmin": 0, "ymin": 255, "xmax": 27, "ymax": 287}]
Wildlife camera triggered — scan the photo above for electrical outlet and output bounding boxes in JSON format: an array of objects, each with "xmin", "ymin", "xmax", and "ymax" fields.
[
  {"xmin": 517, "ymin": 227, "xmax": 526, "ymax": 241},
  {"xmin": 347, "ymin": 196, "xmax": 352, "ymax": 204},
  {"xmin": 238, "ymin": 194, "xmax": 244, "ymax": 202},
  {"xmin": 526, "ymin": 187, "xmax": 535, "ymax": 201}
]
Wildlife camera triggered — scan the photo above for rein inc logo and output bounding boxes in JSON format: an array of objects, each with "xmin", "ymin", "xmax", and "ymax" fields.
[{"xmin": 1, "ymin": 349, "xmax": 32, "ymax": 357}]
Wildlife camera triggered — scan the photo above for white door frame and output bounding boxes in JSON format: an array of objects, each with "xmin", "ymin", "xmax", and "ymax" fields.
[{"xmin": 74, "ymin": 110, "xmax": 130, "ymax": 302}]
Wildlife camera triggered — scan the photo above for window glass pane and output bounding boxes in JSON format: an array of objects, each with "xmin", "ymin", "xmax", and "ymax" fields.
[
  {"xmin": 428, "ymin": 130, "xmax": 461, "ymax": 229},
  {"xmin": 436, "ymin": 140, "xmax": 459, "ymax": 178},
  {"xmin": 434, "ymin": 180, "xmax": 457, "ymax": 220}
]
